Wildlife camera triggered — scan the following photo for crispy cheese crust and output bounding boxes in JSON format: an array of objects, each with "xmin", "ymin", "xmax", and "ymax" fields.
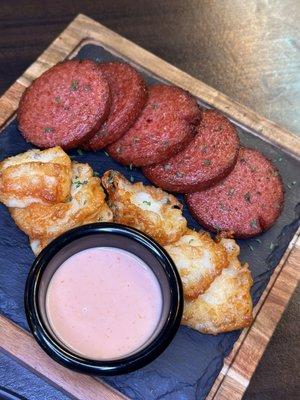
[
  {"xmin": 165, "ymin": 229, "xmax": 228, "ymax": 299},
  {"xmin": 102, "ymin": 170, "xmax": 187, "ymax": 245},
  {"xmin": 0, "ymin": 147, "xmax": 72, "ymax": 207},
  {"xmin": 182, "ymin": 238, "xmax": 253, "ymax": 334},
  {"xmin": 10, "ymin": 162, "xmax": 113, "ymax": 255}
]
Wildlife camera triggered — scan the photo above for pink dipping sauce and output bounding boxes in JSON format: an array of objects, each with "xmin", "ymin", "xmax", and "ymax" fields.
[{"xmin": 46, "ymin": 247, "xmax": 163, "ymax": 360}]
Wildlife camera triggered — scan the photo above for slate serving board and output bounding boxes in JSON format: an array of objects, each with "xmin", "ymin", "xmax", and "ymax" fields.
[{"xmin": 0, "ymin": 42, "xmax": 299, "ymax": 400}]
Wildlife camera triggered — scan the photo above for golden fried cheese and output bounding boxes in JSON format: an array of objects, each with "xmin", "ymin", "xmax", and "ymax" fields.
[
  {"xmin": 10, "ymin": 162, "xmax": 113, "ymax": 255},
  {"xmin": 182, "ymin": 238, "xmax": 253, "ymax": 334},
  {"xmin": 165, "ymin": 229, "xmax": 228, "ymax": 299},
  {"xmin": 102, "ymin": 170, "xmax": 187, "ymax": 245},
  {"xmin": 0, "ymin": 146, "xmax": 72, "ymax": 207}
]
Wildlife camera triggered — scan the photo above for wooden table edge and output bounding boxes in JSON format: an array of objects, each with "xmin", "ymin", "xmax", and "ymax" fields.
[{"xmin": 0, "ymin": 14, "xmax": 299, "ymax": 400}]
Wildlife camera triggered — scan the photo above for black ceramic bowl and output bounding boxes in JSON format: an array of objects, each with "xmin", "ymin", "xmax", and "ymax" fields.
[{"xmin": 25, "ymin": 223, "xmax": 183, "ymax": 375}]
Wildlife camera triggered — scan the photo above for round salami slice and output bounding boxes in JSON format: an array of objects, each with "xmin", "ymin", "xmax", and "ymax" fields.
[
  {"xmin": 107, "ymin": 84, "xmax": 201, "ymax": 166},
  {"xmin": 17, "ymin": 60, "xmax": 110, "ymax": 149},
  {"xmin": 143, "ymin": 109, "xmax": 239, "ymax": 192},
  {"xmin": 84, "ymin": 62, "xmax": 148, "ymax": 151},
  {"xmin": 186, "ymin": 147, "xmax": 284, "ymax": 238}
]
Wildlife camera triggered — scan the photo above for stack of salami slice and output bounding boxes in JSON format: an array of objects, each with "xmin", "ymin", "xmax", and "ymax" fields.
[{"xmin": 18, "ymin": 59, "xmax": 284, "ymax": 238}]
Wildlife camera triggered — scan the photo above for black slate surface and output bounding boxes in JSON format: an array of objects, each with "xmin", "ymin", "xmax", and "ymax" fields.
[
  {"xmin": 0, "ymin": 352, "xmax": 70, "ymax": 400},
  {"xmin": 0, "ymin": 44, "xmax": 299, "ymax": 400}
]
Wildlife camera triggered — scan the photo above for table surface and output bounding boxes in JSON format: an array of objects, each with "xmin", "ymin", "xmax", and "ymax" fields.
[{"xmin": 0, "ymin": 1, "xmax": 299, "ymax": 399}]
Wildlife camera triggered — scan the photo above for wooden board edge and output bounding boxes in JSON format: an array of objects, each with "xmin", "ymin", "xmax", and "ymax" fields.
[
  {"xmin": 0, "ymin": 315, "xmax": 128, "ymax": 400},
  {"xmin": 0, "ymin": 13, "xmax": 299, "ymax": 400},
  {"xmin": 207, "ymin": 229, "xmax": 300, "ymax": 399}
]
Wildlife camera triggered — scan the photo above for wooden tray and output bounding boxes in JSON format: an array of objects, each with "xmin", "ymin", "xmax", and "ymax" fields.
[{"xmin": 0, "ymin": 14, "xmax": 299, "ymax": 400}]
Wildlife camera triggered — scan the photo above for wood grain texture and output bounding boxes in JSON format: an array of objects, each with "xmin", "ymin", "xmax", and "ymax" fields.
[
  {"xmin": 0, "ymin": 14, "xmax": 299, "ymax": 400},
  {"xmin": 207, "ymin": 230, "xmax": 300, "ymax": 399},
  {"xmin": 0, "ymin": 315, "xmax": 127, "ymax": 400}
]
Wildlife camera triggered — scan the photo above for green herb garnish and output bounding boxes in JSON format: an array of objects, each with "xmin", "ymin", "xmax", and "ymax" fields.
[
  {"xmin": 70, "ymin": 80, "xmax": 79, "ymax": 91},
  {"xmin": 202, "ymin": 159, "xmax": 211, "ymax": 166},
  {"xmin": 248, "ymin": 244, "xmax": 254, "ymax": 251},
  {"xmin": 44, "ymin": 127, "xmax": 54, "ymax": 133},
  {"xmin": 244, "ymin": 192, "xmax": 251, "ymax": 203},
  {"xmin": 255, "ymin": 238, "xmax": 262, "ymax": 244},
  {"xmin": 250, "ymin": 219, "xmax": 258, "ymax": 229},
  {"xmin": 72, "ymin": 179, "xmax": 88, "ymax": 188},
  {"xmin": 143, "ymin": 200, "xmax": 151, "ymax": 206}
]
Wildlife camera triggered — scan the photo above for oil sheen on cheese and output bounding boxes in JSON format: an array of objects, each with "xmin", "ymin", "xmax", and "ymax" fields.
[{"xmin": 46, "ymin": 247, "xmax": 162, "ymax": 360}]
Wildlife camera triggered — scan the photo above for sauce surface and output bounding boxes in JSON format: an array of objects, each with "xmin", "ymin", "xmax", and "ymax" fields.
[{"xmin": 46, "ymin": 247, "xmax": 162, "ymax": 360}]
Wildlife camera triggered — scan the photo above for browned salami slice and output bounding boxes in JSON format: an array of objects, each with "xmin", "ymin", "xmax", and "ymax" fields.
[
  {"xmin": 143, "ymin": 110, "xmax": 239, "ymax": 192},
  {"xmin": 84, "ymin": 62, "xmax": 148, "ymax": 150},
  {"xmin": 186, "ymin": 147, "xmax": 284, "ymax": 238},
  {"xmin": 18, "ymin": 60, "xmax": 110, "ymax": 149},
  {"xmin": 107, "ymin": 84, "xmax": 201, "ymax": 166}
]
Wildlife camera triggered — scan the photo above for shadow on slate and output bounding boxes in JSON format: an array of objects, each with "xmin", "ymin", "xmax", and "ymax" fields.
[{"xmin": 0, "ymin": 43, "xmax": 299, "ymax": 400}]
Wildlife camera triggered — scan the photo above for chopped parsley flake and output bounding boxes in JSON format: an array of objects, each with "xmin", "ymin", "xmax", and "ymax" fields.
[
  {"xmin": 143, "ymin": 200, "xmax": 151, "ymax": 206},
  {"xmin": 44, "ymin": 127, "xmax": 54, "ymax": 133},
  {"xmin": 244, "ymin": 192, "xmax": 251, "ymax": 203},
  {"xmin": 72, "ymin": 179, "xmax": 88, "ymax": 188},
  {"xmin": 64, "ymin": 195, "xmax": 72, "ymax": 202},
  {"xmin": 250, "ymin": 219, "xmax": 258, "ymax": 229},
  {"xmin": 70, "ymin": 80, "xmax": 79, "ymax": 91},
  {"xmin": 103, "ymin": 151, "xmax": 109, "ymax": 157},
  {"xmin": 202, "ymin": 159, "xmax": 211, "ymax": 166}
]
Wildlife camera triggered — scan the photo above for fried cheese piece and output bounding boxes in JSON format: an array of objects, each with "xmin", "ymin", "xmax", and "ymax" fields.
[
  {"xmin": 10, "ymin": 162, "xmax": 113, "ymax": 255},
  {"xmin": 182, "ymin": 238, "xmax": 253, "ymax": 334},
  {"xmin": 165, "ymin": 229, "xmax": 228, "ymax": 299},
  {"xmin": 102, "ymin": 170, "xmax": 187, "ymax": 245},
  {"xmin": 0, "ymin": 146, "xmax": 72, "ymax": 207}
]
